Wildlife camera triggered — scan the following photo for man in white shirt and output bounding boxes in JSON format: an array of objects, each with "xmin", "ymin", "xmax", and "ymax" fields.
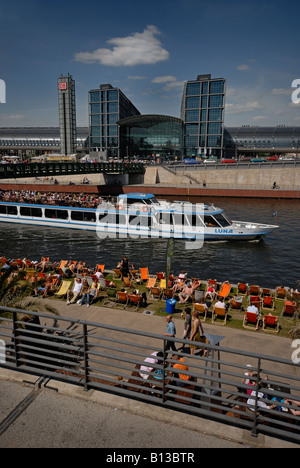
[{"xmin": 66, "ymin": 278, "xmax": 83, "ymax": 305}]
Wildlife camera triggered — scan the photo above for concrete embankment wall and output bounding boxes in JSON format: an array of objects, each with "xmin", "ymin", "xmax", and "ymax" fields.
[
  {"xmin": 144, "ymin": 165, "xmax": 300, "ymax": 190},
  {"xmin": 138, "ymin": 165, "xmax": 300, "ymax": 198}
]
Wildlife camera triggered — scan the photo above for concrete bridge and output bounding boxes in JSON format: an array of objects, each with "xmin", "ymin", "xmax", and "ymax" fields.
[{"xmin": 0, "ymin": 161, "xmax": 145, "ymax": 181}]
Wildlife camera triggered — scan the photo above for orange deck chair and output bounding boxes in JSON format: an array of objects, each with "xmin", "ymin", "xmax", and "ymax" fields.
[
  {"xmin": 218, "ymin": 282, "xmax": 231, "ymax": 299},
  {"xmin": 243, "ymin": 311, "xmax": 260, "ymax": 330},
  {"xmin": 212, "ymin": 305, "xmax": 228, "ymax": 325},
  {"xmin": 140, "ymin": 268, "xmax": 149, "ymax": 282},
  {"xmin": 263, "ymin": 314, "xmax": 279, "ymax": 333},
  {"xmin": 282, "ymin": 301, "xmax": 297, "ymax": 318}
]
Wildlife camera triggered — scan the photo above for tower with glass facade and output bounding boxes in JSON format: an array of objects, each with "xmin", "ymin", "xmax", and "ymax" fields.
[
  {"xmin": 181, "ymin": 74, "xmax": 226, "ymax": 158},
  {"xmin": 89, "ymin": 84, "xmax": 140, "ymax": 160},
  {"xmin": 58, "ymin": 74, "xmax": 77, "ymax": 155}
]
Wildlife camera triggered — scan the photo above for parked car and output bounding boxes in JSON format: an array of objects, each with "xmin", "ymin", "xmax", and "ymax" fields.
[
  {"xmin": 279, "ymin": 156, "xmax": 295, "ymax": 161},
  {"xmin": 251, "ymin": 158, "xmax": 266, "ymax": 163},
  {"xmin": 221, "ymin": 159, "xmax": 237, "ymax": 163},
  {"xmin": 203, "ymin": 159, "xmax": 217, "ymax": 164},
  {"xmin": 267, "ymin": 155, "xmax": 279, "ymax": 161}
]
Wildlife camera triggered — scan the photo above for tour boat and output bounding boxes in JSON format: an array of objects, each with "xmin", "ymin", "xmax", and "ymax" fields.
[{"xmin": 0, "ymin": 193, "xmax": 279, "ymax": 242}]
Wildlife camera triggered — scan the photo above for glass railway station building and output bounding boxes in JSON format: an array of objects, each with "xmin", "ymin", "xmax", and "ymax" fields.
[{"xmin": 0, "ymin": 73, "xmax": 300, "ymax": 160}]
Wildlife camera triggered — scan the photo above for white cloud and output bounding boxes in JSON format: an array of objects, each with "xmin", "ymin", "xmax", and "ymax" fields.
[
  {"xmin": 226, "ymin": 101, "xmax": 262, "ymax": 114},
  {"xmin": 127, "ymin": 75, "xmax": 146, "ymax": 80},
  {"xmin": 237, "ymin": 64, "xmax": 250, "ymax": 71},
  {"xmin": 151, "ymin": 75, "xmax": 177, "ymax": 84},
  {"xmin": 271, "ymin": 88, "xmax": 292, "ymax": 95},
  {"xmin": 74, "ymin": 25, "xmax": 169, "ymax": 67}
]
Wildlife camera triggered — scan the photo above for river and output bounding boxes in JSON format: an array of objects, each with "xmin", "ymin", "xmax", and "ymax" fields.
[{"xmin": 0, "ymin": 197, "xmax": 299, "ymax": 289}]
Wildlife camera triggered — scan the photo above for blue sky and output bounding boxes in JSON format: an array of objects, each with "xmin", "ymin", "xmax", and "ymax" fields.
[{"xmin": 0, "ymin": 0, "xmax": 299, "ymax": 128}]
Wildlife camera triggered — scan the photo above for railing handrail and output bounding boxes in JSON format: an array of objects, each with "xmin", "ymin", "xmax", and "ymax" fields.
[{"xmin": 0, "ymin": 306, "xmax": 299, "ymax": 444}]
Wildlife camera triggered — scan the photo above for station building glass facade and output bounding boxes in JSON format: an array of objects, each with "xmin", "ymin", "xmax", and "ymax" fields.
[
  {"xmin": 118, "ymin": 115, "xmax": 183, "ymax": 159},
  {"xmin": 89, "ymin": 84, "xmax": 140, "ymax": 158},
  {"xmin": 224, "ymin": 126, "xmax": 300, "ymax": 157},
  {"xmin": 181, "ymin": 74, "xmax": 226, "ymax": 158}
]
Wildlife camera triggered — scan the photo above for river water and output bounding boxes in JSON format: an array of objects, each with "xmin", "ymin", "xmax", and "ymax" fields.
[{"xmin": 0, "ymin": 196, "xmax": 299, "ymax": 289}]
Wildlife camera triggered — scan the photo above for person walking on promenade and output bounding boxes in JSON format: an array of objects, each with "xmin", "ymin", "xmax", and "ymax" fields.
[
  {"xmin": 163, "ymin": 315, "xmax": 177, "ymax": 354},
  {"xmin": 190, "ymin": 310, "xmax": 205, "ymax": 356}
]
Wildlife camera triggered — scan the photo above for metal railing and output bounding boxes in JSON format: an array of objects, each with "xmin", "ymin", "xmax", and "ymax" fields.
[
  {"xmin": 0, "ymin": 306, "xmax": 299, "ymax": 443},
  {"xmin": 0, "ymin": 162, "xmax": 145, "ymax": 179}
]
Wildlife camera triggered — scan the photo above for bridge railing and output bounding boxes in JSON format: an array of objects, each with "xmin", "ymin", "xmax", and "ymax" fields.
[
  {"xmin": 0, "ymin": 306, "xmax": 299, "ymax": 444},
  {"xmin": 0, "ymin": 162, "xmax": 145, "ymax": 179}
]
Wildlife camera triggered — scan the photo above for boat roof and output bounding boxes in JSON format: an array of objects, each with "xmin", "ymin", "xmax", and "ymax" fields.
[{"xmin": 117, "ymin": 193, "xmax": 156, "ymax": 200}]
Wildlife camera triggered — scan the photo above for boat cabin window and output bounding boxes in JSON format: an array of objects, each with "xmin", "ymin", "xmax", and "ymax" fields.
[
  {"xmin": 213, "ymin": 213, "xmax": 231, "ymax": 227},
  {"xmin": 98, "ymin": 211, "xmax": 126, "ymax": 225},
  {"xmin": 0, "ymin": 205, "xmax": 18, "ymax": 215},
  {"xmin": 159, "ymin": 212, "xmax": 172, "ymax": 225},
  {"xmin": 71, "ymin": 211, "xmax": 96, "ymax": 222},
  {"xmin": 204, "ymin": 215, "xmax": 221, "ymax": 227},
  {"xmin": 45, "ymin": 208, "xmax": 69, "ymax": 220},
  {"xmin": 129, "ymin": 214, "xmax": 152, "ymax": 228},
  {"xmin": 20, "ymin": 207, "xmax": 43, "ymax": 218}
]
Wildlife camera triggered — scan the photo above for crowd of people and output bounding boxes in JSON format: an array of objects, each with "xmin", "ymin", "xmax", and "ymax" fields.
[{"xmin": 0, "ymin": 189, "xmax": 105, "ymax": 208}]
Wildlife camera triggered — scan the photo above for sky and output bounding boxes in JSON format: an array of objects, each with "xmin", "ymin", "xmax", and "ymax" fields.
[{"xmin": 0, "ymin": 0, "xmax": 300, "ymax": 128}]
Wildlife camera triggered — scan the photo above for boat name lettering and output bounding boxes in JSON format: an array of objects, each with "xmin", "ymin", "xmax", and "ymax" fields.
[{"xmin": 215, "ymin": 228, "xmax": 233, "ymax": 234}]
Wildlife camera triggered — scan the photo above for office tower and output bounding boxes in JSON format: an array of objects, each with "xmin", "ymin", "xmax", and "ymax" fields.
[
  {"xmin": 181, "ymin": 74, "xmax": 226, "ymax": 158},
  {"xmin": 89, "ymin": 84, "xmax": 140, "ymax": 159},
  {"xmin": 58, "ymin": 74, "xmax": 77, "ymax": 155}
]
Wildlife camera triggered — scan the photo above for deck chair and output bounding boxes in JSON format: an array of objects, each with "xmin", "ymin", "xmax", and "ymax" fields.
[
  {"xmin": 261, "ymin": 288, "xmax": 272, "ymax": 297},
  {"xmin": 159, "ymin": 278, "xmax": 166, "ymax": 290},
  {"xmin": 218, "ymin": 282, "xmax": 231, "ymax": 299},
  {"xmin": 243, "ymin": 311, "xmax": 260, "ymax": 330},
  {"xmin": 112, "ymin": 268, "xmax": 122, "ymax": 279},
  {"xmin": 282, "ymin": 301, "xmax": 297, "ymax": 318},
  {"xmin": 116, "ymin": 291, "xmax": 129, "ymax": 308},
  {"xmin": 58, "ymin": 260, "xmax": 68, "ymax": 269},
  {"xmin": 127, "ymin": 294, "xmax": 143, "ymax": 311},
  {"xmin": 123, "ymin": 276, "xmax": 132, "ymax": 288},
  {"xmin": 150, "ymin": 286, "xmax": 161, "ymax": 300},
  {"xmin": 95, "ymin": 264, "xmax": 105, "ymax": 273},
  {"xmin": 102, "ymin": 288, "xmax": 117, "ymax": 307},
  {"xmin": 146, "ymin": 276, "xmax": 156, "ymax": 289},
  {"xmin": 275, "ymin": 287, "xmax": 287, "ymax": 300},
  {"xmin": 161, "ymin": 288, "xmax": 174, "ymax": 300},
  {"xmin": 206, "ymin": 279, "xmax": 217, "ymax": 290},
  {"xmin": 193, "ymin": 303, "xmax": 208, "ymax": 322},
  {"xmin": 249, "ymin": 285, "xmax": 260, "ymax": 296},
  {"xmin": 140, "ymin": 268, "xmax": 149, "ymax": 282},
  {"xmin": 55, "ymin": 279, "xmax": 72, "ymax": 297},
  {"xmin": 194, "ymin": 290, "xmax": 204, "ymax": 303},
  {"xmin": 238, "ymin": 283, "xmax": 248, "ymax": 295},
  {"xmin": 262, "ymin": 295, "xmax": 274, "ymax": 311},
  {"xmin": 212, "ymin": 306, "xmax": 228, "ymax": 325},
  {"xmin": 249, "ymin": 296, "xmax": 262, "ymax": 312},
  {"xmin": 292, "ymin": 291, "xmax": 300, "ymax": 301},
  {"xmin": 263, "ymin": 315, "xmax": 279, "ymax": 333},
  {"xmin": 230, "ymin": 296, "xmax": 243, "ymax": 311},
  {"xmin": 156, "ymin": 272, "xmax": 165, "ymax": 280},
  {"xmin": 26, "ymin": 268, "xmax": 36, "ymax": 278}
]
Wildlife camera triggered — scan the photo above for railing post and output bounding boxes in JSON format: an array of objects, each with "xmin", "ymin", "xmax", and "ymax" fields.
[
  {"xmin": 251, "ymin": 357, "xmax": 262, "ymax": 438},
  {"xmin": 82, "ymin": 323, "xmax": 89, "ymax": 392},
  {"xmin": 12, "ymin": 311, "xmax": 20, "ymax": 368}
]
